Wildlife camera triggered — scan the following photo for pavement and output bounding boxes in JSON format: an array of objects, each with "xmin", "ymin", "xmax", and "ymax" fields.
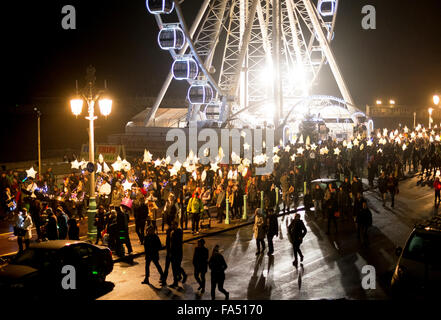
[
  {"xmin": 96, "ymin": 174, "xmax": 439, "ymax": 300},
  {"xmin": 0, "ymin": 206, "xmax": 299, "ymax": 264}
]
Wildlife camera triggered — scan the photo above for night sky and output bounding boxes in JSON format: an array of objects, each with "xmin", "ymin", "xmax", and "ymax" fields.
[{"xmin": 1, "ymin": 0, "xmax": 441, "ymax": 162}]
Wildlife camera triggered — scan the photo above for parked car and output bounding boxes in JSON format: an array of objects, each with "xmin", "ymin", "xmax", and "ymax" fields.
[
  {"xmin": 0, "ymin": 240, "xmax": 113, "ymax": 298},
  {"xmin": 391, "ymin": 216, "xmax": 441, "ymax": 298}
]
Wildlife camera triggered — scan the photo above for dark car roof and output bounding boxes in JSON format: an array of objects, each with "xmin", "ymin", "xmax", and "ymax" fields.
[
  {"xmin": 0, "ymin": 264, "xmax": 38, "ymax": 280},
  {"xmin": 28, "ymin": 240, "xmax": 86, "ymax": 250},
  {"xmin": 415, "ymin": 216, "xmax": 441, "ymax": 234}
]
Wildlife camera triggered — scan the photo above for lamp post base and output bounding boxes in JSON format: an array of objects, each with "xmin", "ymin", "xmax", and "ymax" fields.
[{"xmin": 87, "ymin": 197, "xmax": 98, "ymax": 241}]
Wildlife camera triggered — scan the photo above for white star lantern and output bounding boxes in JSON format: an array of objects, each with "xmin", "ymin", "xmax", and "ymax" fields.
[
  {"xmin": 71, "ymin": 159, "xmax": 80, "ymax": 170},
  {"xmin": 231, "ymin": 152, "xmax": 241, "ymax": 164},
  {"xmin": 154, "ymin": 159, "xmax": 162, "ymax": 167},
  {"xmin": 143, "ymin": 150, "xmax": 153, "ymax": 163},
  {"xmin": 79, "ymin": 159, "xmax": 87, "ymax": 170},
  {"xmin": 121, "ymin": 159, "xmax": 131, "ymax": 171},
  {"xmin": 367, "ymin": 139, "xmax": 373, "ymax": 147},
  {"xmin": 310, "ymin": 143, "xmax": 317, "ymax": 151},
  {"xmin": 169, "ymin": 167, "xmax": 178, "ymax": 177},
  {"xmin": 273, "ymin": 146, "xmax": 279, "ymax": 154},
  {"xmin": 122, "ymin": 180, "xmax": 133, "ymax": 191},
  {"xmin": 273, "ymin": 154, "xmax": 280, "ymax": 163},
  {"xmin": 210, "ymin": 162, "xmax": 219, "ymax": 172},
  {"xmin": 284, "ymin": 145, "xmax": 291, "ymax": 152},
  {"xmin": 243, "ymin": 143, "xmax": 250, "ymax": 151},
  {"xmin": 347, "ymin": 141, "xmax": 353, "ymax": 149},
  {"xmin": 334, "ymin": 147, "xmax": 341, "ymax": 156},
  {"xmin": 173, "ymin": 160, "xmax": 182, "ymax": 171},
  {"xmin": 377, "ymin": 148, "xmax": 383, "ymax": 153},
  {"xmin": 242, "ymin": 158, "xmax": 251, "ymax": 167},
  {"xmin": 26, "ymin": 167, "xmax": 37, "ymax": 179},
  {"xmin": 103, "ymin": 162, "xmax": 111, "ymax": 173},
  {"xmin": 297, "ymin": 147, "xmax": 304, "ymax": 155},
  {"xmin": 320, "ymin": 147, "xmax": 329, "ymax": 155}
]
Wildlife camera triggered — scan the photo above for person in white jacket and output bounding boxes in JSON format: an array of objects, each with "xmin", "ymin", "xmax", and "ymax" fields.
[{"xmin": 15, "ymin": 208, "xmax": 33, "ymax": 253}]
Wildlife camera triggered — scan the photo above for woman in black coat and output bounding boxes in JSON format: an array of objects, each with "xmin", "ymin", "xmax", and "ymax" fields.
[
  {"xmin": 142, "ymin": 225, "xmax": 165, "ymax": 286},
  {"xmin": 266, "ymin": 208, "xmax": 278, "ymax": 255},
  {"xmin": 193, "ymin": 238, "xmax": 209, "ymax": 294},
  {"xmin": 46, "ymin": 208, "xmax": 58, "ymax": 240},
  {"xmin": 208, "ymin": 245, "xmax": 229, "ymax": 300},
  {"xmin": 67, "ymin": 215, "xmax": 80, "ymax": 240}
]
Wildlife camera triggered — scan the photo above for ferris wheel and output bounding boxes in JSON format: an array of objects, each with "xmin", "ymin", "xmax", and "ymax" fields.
[{"xmin": 143, "ymin": 0, "xmax": 361, "ymax": 130}]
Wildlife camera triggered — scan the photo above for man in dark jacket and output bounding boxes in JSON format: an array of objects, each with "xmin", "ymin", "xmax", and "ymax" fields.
[
  {"xmin": 116, "ymin": 205, "xmax": 132, "ymax": 256},
  {"xmin": 56, "ymin": 207, "xmax": 68, "ymax": 240},
  {"xmin": 94, "ymin": 205, "xmax": 107, "ymax": 245},
  {"xmin": 377, "ymin": 171, "xmax": 388, "ymax": 207},
  {"xmin": 167, "ymin": 221, "xmax": 187, "ymax": 287},
  {"xmin": 142, "ymin": 225, "xmax": 165, "ymax": 285},
  {"xmin": 288, "ymin": 213, "xmax": 307, "ymax": 266},
  {"xmin": 356, "ymin": 200, "xmax": 373, "ymax": 245},
  {"xmin": 193, "ymin": 238, "xmax": 209, "ymax": 294},
  {"xmin": 208, "ymin": 245, "xmax": 229, "ymax": 300},
  {"xmin": 266, "ymin": 208, "xmax": 278, "ymax": 255},
  {"xmin": 133, "ymin": 193, "xmax": 148, "ymax": 244},
  {"xmin": 387, "ymin": 174, "xmax": 398, "ymax": 208}
]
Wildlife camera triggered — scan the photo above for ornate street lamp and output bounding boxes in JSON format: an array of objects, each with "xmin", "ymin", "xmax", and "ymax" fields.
[{"xmin": 69, "ymin": 66, "xmax": 112, "ymax": 241}]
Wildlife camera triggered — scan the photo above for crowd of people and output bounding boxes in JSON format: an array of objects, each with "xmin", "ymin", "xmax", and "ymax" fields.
[{"xmin": 1, "ymin": 124, "xmax": 440, "ymax": 296}]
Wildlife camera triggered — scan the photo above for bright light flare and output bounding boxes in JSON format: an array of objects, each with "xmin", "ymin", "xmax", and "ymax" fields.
[
  {"xmin": 70, "ymin": 99, "xmax": 83, "ymax": 116},
  {"xmin": 99, "ymin": 98, "xmax": 113, "ymax": 116}
]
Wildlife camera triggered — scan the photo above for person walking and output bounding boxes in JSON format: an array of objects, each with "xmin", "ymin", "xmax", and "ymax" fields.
[
  {"xmin": 15, "ymin": 208, "xmax": 33, "ymax": 253},
  {"xmin": 116, "ymin": 205, "xmax": 133, "ymax": 256},
  {"xmin": 312, "ymin": 184, "xmax": 324, "ymax": 218},
  {"xmin": 168, "ymin": 221, "xmax": 187, "ymax": 287},
  {"xmin": 356, "ymin": 200, "xmax": 373, "ymax": 245},
  {"xmin": 377, "ymin": 171, "xmax": 388, "ymax": 207},
  {"xmin": 95, "ymin": 205, "xmax": 107, "ymax": 245},
  {"xmin": 133, "ymin": 193, "xmax": 148, "ymax": 243},
  {"xmin": 434, "ymin": 177, "xmax": 441, "ymax": 207},
  {"xmin": 266, "ymin": 208, "xmax": 278, "ymax": 255},
  {"xmin": 187, "ymin": 191, "xmax": 203, "ymax": 234},
  {"xmin": 208, "ymin": 244, "xmax": 229, "ymax": 300},
  {"xmin": 288, "ymin": 213, "xmax": 307, "ymax": 267},
  {"xmin": 387, "ymin": 173, "xmax": 399, "ymax": 208},
  {"xmin": 46, "ymin": 208, "xmax": 58, "ymax": 240},
  {"xmin": 215, "ymin": 185, "xmax": 226, "ymax": 223},
  {"xmin": 192, "ymin": 238, "xmax": 209, "ymax": 294},
  {"xmin": 67, "ymin": 214, "xmax": 80, "ymax": 240},
  {"xmin": 253, "ymin": 208, "xmax": 266, "ymax": 255},
  {"xmin": 56, "ymin": 207, "xmax": 68, "ymax": 240},
  {"xmin": 142, "ymin": 225, "xmax": 166, "ymax": 286}
]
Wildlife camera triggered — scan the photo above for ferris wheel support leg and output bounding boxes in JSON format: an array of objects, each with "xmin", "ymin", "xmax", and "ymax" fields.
[
  {"xmin": 301, "ymin": 0, "xmax": 355, "ymax": 110},
  {"xmin": 144, "ymin": 0, "xmax": 212, "ymax": 127}
]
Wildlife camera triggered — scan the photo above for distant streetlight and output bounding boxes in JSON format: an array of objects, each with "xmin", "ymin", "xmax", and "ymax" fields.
[
  {"xmin": 376, "ymin": 100, "xmax": 382, "ymax": 105},
  {"xmin": 433, "ymin": 95, "xmax": 440, "ymax": 106},
  {"xmin": 389, "ymin": 99, "xmax": 395, "ymax": 106},
  {"xmin": 34, "ymin": 107, "xmax": 42, "ymax": 177},
  {"xmin": 429, "ymin": 107, "xmax": 434, "ymax": 129},
  {"xmin": 70, "ymin": 65, "xmax": 112, "ymax": 241}
]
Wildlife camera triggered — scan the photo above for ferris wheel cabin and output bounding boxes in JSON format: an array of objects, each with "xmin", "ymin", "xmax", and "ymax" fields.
[
  {"xmin": 146, "ymin": 0, "xmax": 174, "ymax": 15},
  {"xmin": 157, "ymin": 25, "xmax": 185, "ymax": 50},
  {"xmin": 172, "ymin": 57, "xmax": 199, "ymax": 80}
]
